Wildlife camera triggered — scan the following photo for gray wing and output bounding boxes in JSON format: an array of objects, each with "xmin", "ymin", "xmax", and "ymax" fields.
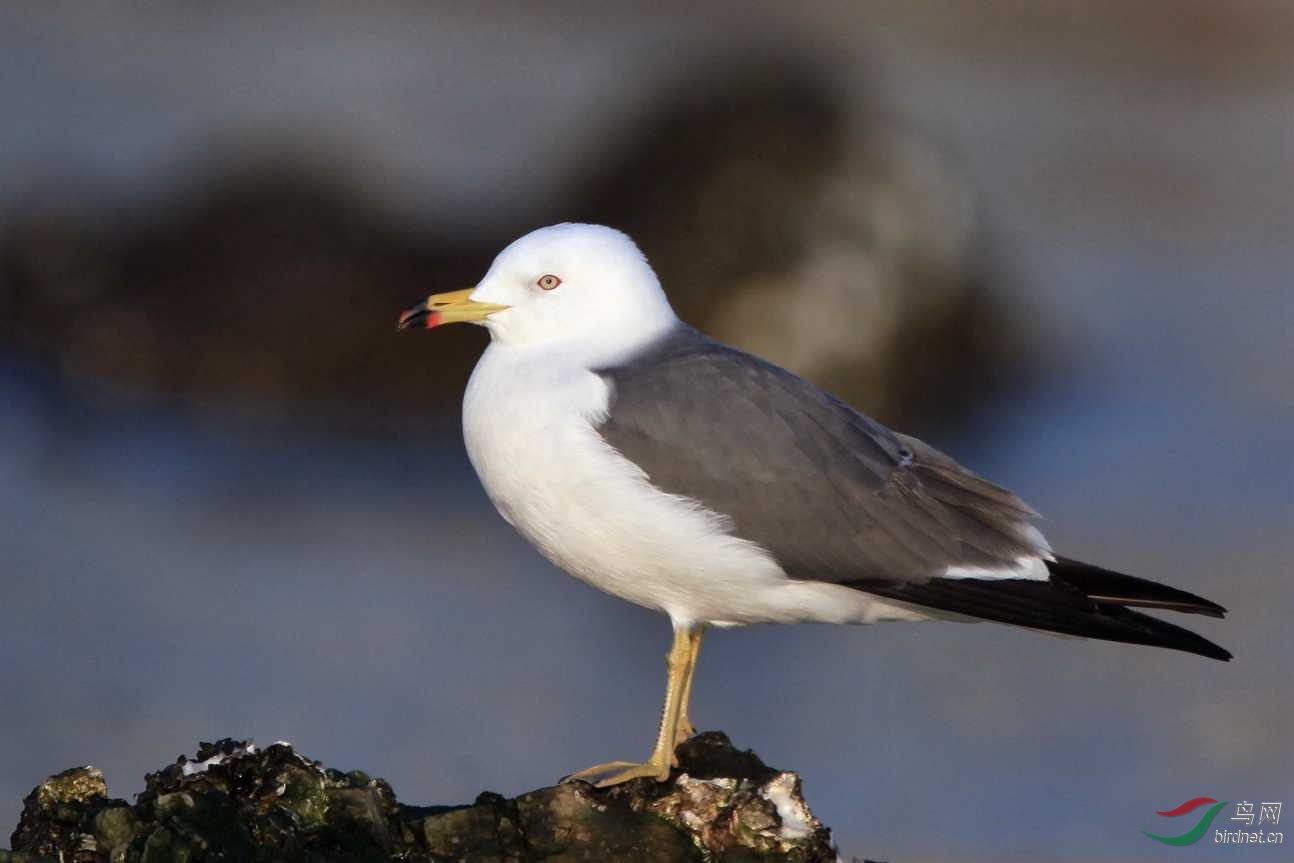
[
  {"xmin": 596, "ymin": 324, "xmax": 1233, "ymax": 663},
  {"xmin": 594, "ymin": 324, "xmax": 1044, "ymax": 584}
]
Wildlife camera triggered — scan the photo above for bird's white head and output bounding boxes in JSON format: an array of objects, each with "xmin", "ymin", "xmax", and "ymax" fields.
[{"xmin": 398, "ymin": 224, "xmax": 677, "ymax": 354}]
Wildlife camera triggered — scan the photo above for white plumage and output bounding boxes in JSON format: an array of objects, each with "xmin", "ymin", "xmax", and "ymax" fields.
[
  {"xmin": 463, "ymin": 320, "xmax": 934, "ymax": 628},
  {"xmin": 396, "ymin": 221, "xmax": 1230, "ymax": 787}
]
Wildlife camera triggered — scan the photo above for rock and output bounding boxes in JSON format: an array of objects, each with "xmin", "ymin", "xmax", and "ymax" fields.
[
  {"xmin": 4, "ymin": 732, "xmax": 839, "ymax": 862},
  {"xmin": 9, "ymin": 766, "xmax": 113, "ymax": 859}
]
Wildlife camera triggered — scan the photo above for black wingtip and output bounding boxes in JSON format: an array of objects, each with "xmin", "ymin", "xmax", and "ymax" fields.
[
  {"xmin": 1201, "ymin": 642, "xmax": 1233, "ymax": 662},
  {"xmin": 847, "ymin": 575, "xmax": 1232, "ymax": 662},
  {"xmin": 1101, "ymin": 605, "xmax": 1233, "ymax": 662},
  {"xmin": 1046, "ymin": 557, "xmax": 1228, "ymax": 618}
]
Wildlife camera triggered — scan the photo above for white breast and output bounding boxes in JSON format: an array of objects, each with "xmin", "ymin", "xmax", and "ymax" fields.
[{"xmin": 461, "ymin": 342, "xmax": 934, "ymax": 628}]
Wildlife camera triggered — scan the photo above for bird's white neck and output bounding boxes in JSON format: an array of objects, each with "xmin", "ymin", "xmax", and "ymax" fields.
[{"xmin": 480, "ymin": 307, "xmax": 680, "ymax": 372}]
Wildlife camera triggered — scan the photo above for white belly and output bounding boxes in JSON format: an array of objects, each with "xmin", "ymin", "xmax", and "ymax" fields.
[{"xmin": 461, "ymin": 342, "xmax": 932, "ymax": 628}]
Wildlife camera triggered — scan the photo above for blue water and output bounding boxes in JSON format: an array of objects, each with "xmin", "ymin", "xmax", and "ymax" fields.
[{"xmin": 1, "ymin": 344, "xmax": 1287, "ymax": 861}]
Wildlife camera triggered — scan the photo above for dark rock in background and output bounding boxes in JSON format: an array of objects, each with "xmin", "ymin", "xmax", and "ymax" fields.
[
  {"xmin": 2, "ymin": 733, "xmax": 841, "ymax": 863},
  {"xmin": 568, "ymin": 67, "xmax": 1037, "ymax": 429},
  {"xmin": 0, "ymin": 64, "xmax": 1038, "ymax": 435},
  {"xmin": 0, "ymin": 165, "xmax": 476, "ymax": 433}
]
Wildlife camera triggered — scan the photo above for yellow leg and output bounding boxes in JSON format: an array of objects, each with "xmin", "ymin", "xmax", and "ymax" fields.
[
  {"xmin": 671, "ymin": 628, "xmax": 704, "ymax": 759},
  {"xmin": 564, "ymin": 623, "xmax": 699, "ymax": 787}
]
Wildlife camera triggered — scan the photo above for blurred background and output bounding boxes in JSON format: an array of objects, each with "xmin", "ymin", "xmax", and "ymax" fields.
[{"xmin": 1, "ymin": 3, "xmax": 1290, "ymax": 861}]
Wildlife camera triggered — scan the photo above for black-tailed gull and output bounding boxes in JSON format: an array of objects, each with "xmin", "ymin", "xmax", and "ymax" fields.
[{"xmin": 397, "ymin": 223, "xmax": 1229, "ymax": 787}]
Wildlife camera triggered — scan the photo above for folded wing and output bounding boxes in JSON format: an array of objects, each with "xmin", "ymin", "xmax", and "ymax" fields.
[{"xmin": 595, "ymin": 323, "xmax": 1229, "ymax": 661}]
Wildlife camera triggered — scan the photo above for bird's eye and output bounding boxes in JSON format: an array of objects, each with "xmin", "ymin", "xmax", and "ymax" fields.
[{"xmin": 537, "ymin": 274, "xmax": 562, "ymax": 291}]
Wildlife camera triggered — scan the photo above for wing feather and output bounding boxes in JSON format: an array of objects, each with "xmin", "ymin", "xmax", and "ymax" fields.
[{"xmin": 595, "ymin": 324, "xmax": 1044, "ymax": 584}]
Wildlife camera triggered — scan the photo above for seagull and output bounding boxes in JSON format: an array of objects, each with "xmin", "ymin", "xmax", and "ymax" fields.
[{"xmin": 398, "ymin": 223, "xmax": 1230, "ymax": 787}]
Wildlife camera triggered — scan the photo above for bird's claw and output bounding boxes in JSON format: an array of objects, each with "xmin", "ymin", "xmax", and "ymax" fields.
[{"xmin": 561, "ymin": 758, "xmax": 671, "ymax": 787}]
